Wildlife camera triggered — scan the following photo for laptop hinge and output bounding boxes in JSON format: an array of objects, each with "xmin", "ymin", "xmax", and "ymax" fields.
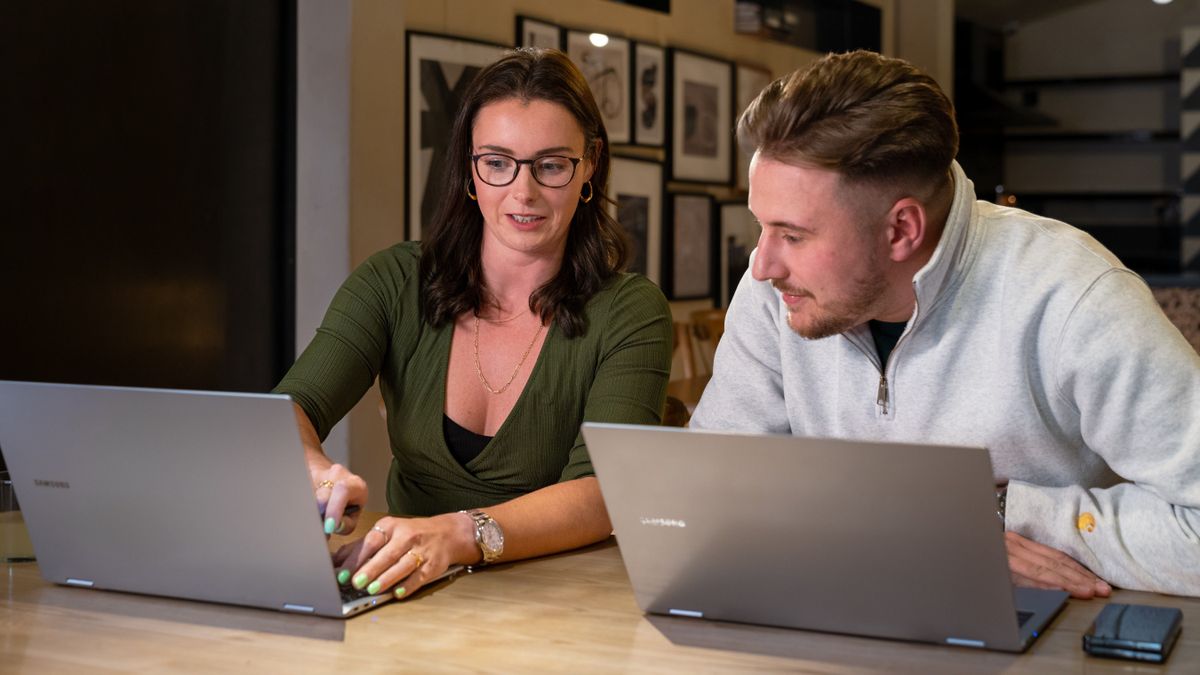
[
  {"xmin": 946, "ymin": 637, "xmax": 986, "ymax": 648},
  {"xmin": 668, "ymin": 608, "xmax": 704, "ymax": 618},
  {"xmin": 282, "ymin": 603, "xmax": 316, "ymax": 614},
  {"xmin": 65, "ymin": 578, "xmax": 95, "ymax": 588}
]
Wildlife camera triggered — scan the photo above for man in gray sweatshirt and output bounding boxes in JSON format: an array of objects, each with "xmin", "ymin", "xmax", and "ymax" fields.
[{"xmin": 690, "ymin": 50, "xmax": 1200, "ymax": 597}]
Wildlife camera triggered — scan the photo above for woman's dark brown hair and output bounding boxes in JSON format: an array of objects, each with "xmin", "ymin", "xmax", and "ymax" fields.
[{"xmin": 419, "ymin": 47, "xmax": 628, "ymax": 338}]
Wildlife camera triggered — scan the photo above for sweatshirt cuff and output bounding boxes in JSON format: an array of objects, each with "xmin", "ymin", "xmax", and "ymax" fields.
[{"xmin": 1005, "ymin": 480, "xmax": 1103, "ymax": 571}]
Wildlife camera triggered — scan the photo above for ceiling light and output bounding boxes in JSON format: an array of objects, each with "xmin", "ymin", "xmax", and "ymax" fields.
[{"xmin": 589, "ymin": 33, "xmax": 609, "ymax": 47}]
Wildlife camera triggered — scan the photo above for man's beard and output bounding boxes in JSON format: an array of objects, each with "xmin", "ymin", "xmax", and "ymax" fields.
[{"xmin": 774, "ymin": 263, "xmax": 888, "ymax": 340}]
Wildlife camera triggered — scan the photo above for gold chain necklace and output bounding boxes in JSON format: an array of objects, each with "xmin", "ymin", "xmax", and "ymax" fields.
[{"xmin": 473, "ymin": 314, "xmax": 545, "ymax": 395}]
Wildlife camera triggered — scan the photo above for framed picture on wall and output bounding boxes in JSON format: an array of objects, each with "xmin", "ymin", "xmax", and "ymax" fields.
[
  {"xmin": 406, "ymin": 32, "xmax": 507, "ymax": 240},
  {"xmin": 631, "ymin": 42, "xmax": 666, "ymax": 147},
  {"xmin": 668, "ymin": 48, "xmax": 734, "ymax": 184},
  {"xmin": 565, "ymin": 29, "xmax": 631, "ymax": 144},
  {"xmin": 516, "ymin": 16, "xmax": 562, "ymax": 50},
  {"xmin": 607, "ymin": 157, "xmax": 663, "ymax": 285},
  {"xmin": 734, "ymin": 64, "xmax": 772, "ymax": 191},
  {"xmin": 718, "ymin": 200, "xmax": 758, "ymax": 307},
  {"xmin": 665, "ymin": 192, "xmax": 717, "ymax": 300}
]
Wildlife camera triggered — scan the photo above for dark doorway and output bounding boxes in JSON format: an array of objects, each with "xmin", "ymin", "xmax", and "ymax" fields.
[{"xmin": 1, "ymin": 0, "xmax": 295, "ymax": 392}]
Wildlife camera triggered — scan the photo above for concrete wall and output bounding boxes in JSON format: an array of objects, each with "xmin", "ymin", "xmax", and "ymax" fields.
[
  {"xmin": 1006, "ymin": 0, "xmax": 1200, "ymax": 78},
  {"xmin": 895, "ymin": 0, "xmax": 954, "ymax": 98},
  {"xmin": 297, "ymin": 0, "xmax": 352, "ymax": 464}
]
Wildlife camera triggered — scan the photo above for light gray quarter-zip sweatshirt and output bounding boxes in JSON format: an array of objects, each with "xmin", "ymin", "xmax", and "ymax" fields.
[{"xmin": 692, "ymin": 162, "xmax": 1200, "ymax": 596}]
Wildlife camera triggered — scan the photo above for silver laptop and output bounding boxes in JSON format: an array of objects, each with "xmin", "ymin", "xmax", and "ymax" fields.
[
  {"xmin": 0, "ymin": 380, "xmax": 460, "ymax": 618},
  {"xmin": 581, "ymin": 423, "xmax": 1068, "ymax": 653}
]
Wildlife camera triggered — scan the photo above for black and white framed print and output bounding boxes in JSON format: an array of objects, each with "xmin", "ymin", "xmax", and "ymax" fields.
[
  {"xmin": 665, "ymin": 192, "xmax": 717, "ymax": 300},
  {"xmin": 631, "ymin": 42, "xmax": 666, "ymax": 147},
  {"xmin": 734, "ymin": 64, "xmax": 772, "ymax": 191},
  {"xmin": 565, "ymin": 30, "xmax": 631, "ymax": 144},
  {"xmin": 668, "ymin": 49, "xmax": 733, "ymax": 184},
  {"xmin": 405, "ymin": 32, "xmax": 507, "ymax": 240},
  {"xmin": 718, "ymin": 200, "xmax": 759, "ymax": 307},
  {"xmin": 516, "ymin": 16, "xmax": 562, "ymax": 50},
  {"xmin": 607, "ymin": 157, "xmax": 663, "ymax": 285}
]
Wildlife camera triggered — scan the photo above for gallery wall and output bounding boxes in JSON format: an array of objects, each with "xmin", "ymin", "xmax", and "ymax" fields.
[{"xmin": 334, "ymin": 0, "xmax": 903, "ymax": 508}]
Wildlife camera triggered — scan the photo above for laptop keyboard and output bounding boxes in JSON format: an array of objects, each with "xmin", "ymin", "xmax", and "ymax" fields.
[
  {"xmin": 1017, "ymin": 610, "xmax": 1035, "ymax": 627},
  {"xmin": 341, "ymin": 586, "xmax": 375, "ymax": 603}
]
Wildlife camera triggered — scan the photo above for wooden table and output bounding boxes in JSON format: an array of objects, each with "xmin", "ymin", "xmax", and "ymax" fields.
[{"xmin": 3, "ymin": 520, "xmax": 1198, "ymax": 673}]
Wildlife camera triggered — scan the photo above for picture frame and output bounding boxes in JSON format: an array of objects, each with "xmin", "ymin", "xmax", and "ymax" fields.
[
  {"xmin": 516, "ymin": 16, "xmax": 562, "ymax": 50},
  {"xmin": 664, "ymin": 192, "xmax": 717, "ymax": 300},
  {"xmin": 631, "ymin": 42, "xmax": 666, "ymax": 147},
  {"xmin": 606, "ymin": 157, "xmax": 664, "ymax": 285},
  {"xmin": 668, "ymin": 48, "xmax": 734, "ymax": 185},
  {"xmin": 405, "ymin": 32, "xmax": 508, "ymax": 240},
  {"xmin": 718, "ymin": 200, "xmax": 758, "ymax": 308},
  {"xmin": 565, "ymin": 29, "xmax": 632, "ymax": 144},
  {"xmin": 734, "ymin": 64, "xmax": 772, "ymax": 191}
]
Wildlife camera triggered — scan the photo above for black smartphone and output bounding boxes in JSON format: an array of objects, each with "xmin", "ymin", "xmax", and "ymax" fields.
[{"xmin": 1083, "ymin": 603, "xmax": 1183, "ymax": 663}]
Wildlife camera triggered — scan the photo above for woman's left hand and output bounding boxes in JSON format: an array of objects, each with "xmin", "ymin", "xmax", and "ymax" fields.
[{"xmin": 333, "ymin": 512, "xmax": 478, "ymax": 599}]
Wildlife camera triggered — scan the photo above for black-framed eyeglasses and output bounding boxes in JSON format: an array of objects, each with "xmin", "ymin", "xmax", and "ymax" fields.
[{"xmin": 471, "ymin": 153, "xmax": 582, "ymax": 188}]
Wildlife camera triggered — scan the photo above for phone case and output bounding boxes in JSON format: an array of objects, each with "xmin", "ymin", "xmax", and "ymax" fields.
[{"xmin": 1083, "ymin": 603, "xmax": 1182, "ymax": 663}]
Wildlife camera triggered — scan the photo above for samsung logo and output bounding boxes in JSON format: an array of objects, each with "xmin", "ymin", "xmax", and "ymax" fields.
[
  {"xmin": 34, "ymin": 479, "xmax": 70, "ymax": 489},
  {"xmin": 640, "ymin": 517, "xmax": 686, "ymax": 528}
]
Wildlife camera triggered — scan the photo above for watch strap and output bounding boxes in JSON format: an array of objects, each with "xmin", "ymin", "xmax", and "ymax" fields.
[{"xmin": 461, "ymin": 509, "xmax": 502, "ymax": 565}]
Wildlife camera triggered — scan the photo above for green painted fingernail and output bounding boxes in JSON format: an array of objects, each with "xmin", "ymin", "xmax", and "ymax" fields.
[
  {"xmin": 352, "ymin": 572, "xmax": 368, "ymax": 589},
  {"xmin": 367, "ymin": 580, "xmax": 381, "ymax": 595},
  {"xmin": 337, "ymin": 569, "xmax": 350, "ymax": 585},
  {"xmin": 394, "ymin": 587, "xmax": 406, "ymax": 598},
  {"xmin": 324, "ymin": 518, "xmax": 336, "ymax": 535}
]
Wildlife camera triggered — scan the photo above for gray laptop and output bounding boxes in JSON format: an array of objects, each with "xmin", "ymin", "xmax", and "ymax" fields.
[
  {"xmin": 581, "ymin": 423, "xmax": 1068, "ymax": 653},
  {"xmin": 0, "ymin": 380, "xmax": 460, "ymax": 618}
]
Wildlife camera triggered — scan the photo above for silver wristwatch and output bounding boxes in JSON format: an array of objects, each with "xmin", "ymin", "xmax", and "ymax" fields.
[{"xmin": 462, "ymin": 509, "xmax": 504, "ymax": 565}]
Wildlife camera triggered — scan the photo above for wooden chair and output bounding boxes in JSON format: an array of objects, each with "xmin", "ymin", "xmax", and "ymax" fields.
[
  {"xmin": 673, "ymin": 320, "xmax": 697, "ymax": 379},
  {"xmin": 688, "ymin": 308, "xmax": 727, "ymax": 377},
  {"xmin": 662, "ymin": 395, "xmax": 690, "ymax": 427}
]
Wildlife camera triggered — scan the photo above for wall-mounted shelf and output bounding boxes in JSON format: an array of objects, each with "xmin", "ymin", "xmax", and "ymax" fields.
[
  {"xmin": 1004, "ymin": 131, "xmax": 1179, "ymax": 143},
  {"xmin": 1005, "ymin": 191, "xmax": 1179, "ymax": 200},
  {"xmin": 1005, "ymin": 72, "xmax": 1179, "ymax": 87}
]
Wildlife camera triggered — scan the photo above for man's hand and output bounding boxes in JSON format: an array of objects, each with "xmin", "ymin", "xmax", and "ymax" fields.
[{"xmin": 1005, "ymin": 531, "xmax": 1112, "ymax": 599}]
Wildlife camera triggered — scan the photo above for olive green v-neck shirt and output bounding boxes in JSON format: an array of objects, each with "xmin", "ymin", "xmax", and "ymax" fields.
[{"xmin": 275, "ymin": 242, "xmax": 673, "ymax": 516}]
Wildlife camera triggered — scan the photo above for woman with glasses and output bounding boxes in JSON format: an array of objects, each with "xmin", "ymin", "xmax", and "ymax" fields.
[{"xmin": 274, "ymin": 48, "xmax": 672, "ymax": 600}]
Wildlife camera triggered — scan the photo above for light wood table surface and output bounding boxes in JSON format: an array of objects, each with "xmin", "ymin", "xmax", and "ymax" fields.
[{"xmin": 2, "ymin": 515, "xmax": 1198, "ymax": 673}]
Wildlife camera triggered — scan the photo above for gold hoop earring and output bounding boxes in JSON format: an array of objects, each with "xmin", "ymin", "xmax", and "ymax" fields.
[
  {"xmin": 580, "ymin": 181, "xmax": 593, "ymax": 204},
  {"xmin": 466, "ymin": 179, "xmax": 478, "ymax": 201}
]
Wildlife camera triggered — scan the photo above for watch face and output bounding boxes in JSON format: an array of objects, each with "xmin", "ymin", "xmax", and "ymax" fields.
[{"xmin": 480, "ymin": 521, "xmax": 504, "ymax": 553}]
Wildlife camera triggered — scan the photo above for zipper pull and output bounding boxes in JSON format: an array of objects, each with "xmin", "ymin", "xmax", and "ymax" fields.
[{"xmin": 877, "ymin": 375, "xmax": 889, "ymax": 415}]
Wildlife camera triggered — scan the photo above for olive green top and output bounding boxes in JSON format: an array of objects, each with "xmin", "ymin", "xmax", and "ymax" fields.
[{"xmin": 275, "ymin": 242, "xmax": 673, "ymax": 516}]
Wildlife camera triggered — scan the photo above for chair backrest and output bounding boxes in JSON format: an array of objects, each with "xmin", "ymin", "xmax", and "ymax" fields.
[
  {"xmin": 689, "ymin": 308, "xmax": 727, "ymax": 376},
  {"xmin": 661, "ymin": 395, "xmax": 690, "ymax": 427},
  {"xmin": 672, "ymin": 321, "xmax": 697, "ymax": 379},
  {"xmin": 1152, "ymin": 286, "xmax": 1200, "ymax": 354}
]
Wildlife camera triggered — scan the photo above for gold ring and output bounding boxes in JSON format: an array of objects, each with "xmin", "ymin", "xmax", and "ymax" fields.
[
  {"xmin": 408, "ymin": 550, "xmax": 424, "ymax": 568},
  {"xmin": 371, "ymin": 525, "xmax": 389, "ymax": 543},
  {"xmin": 317, "ymin": 479, "xmax": 335, "ymax": 489}
]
